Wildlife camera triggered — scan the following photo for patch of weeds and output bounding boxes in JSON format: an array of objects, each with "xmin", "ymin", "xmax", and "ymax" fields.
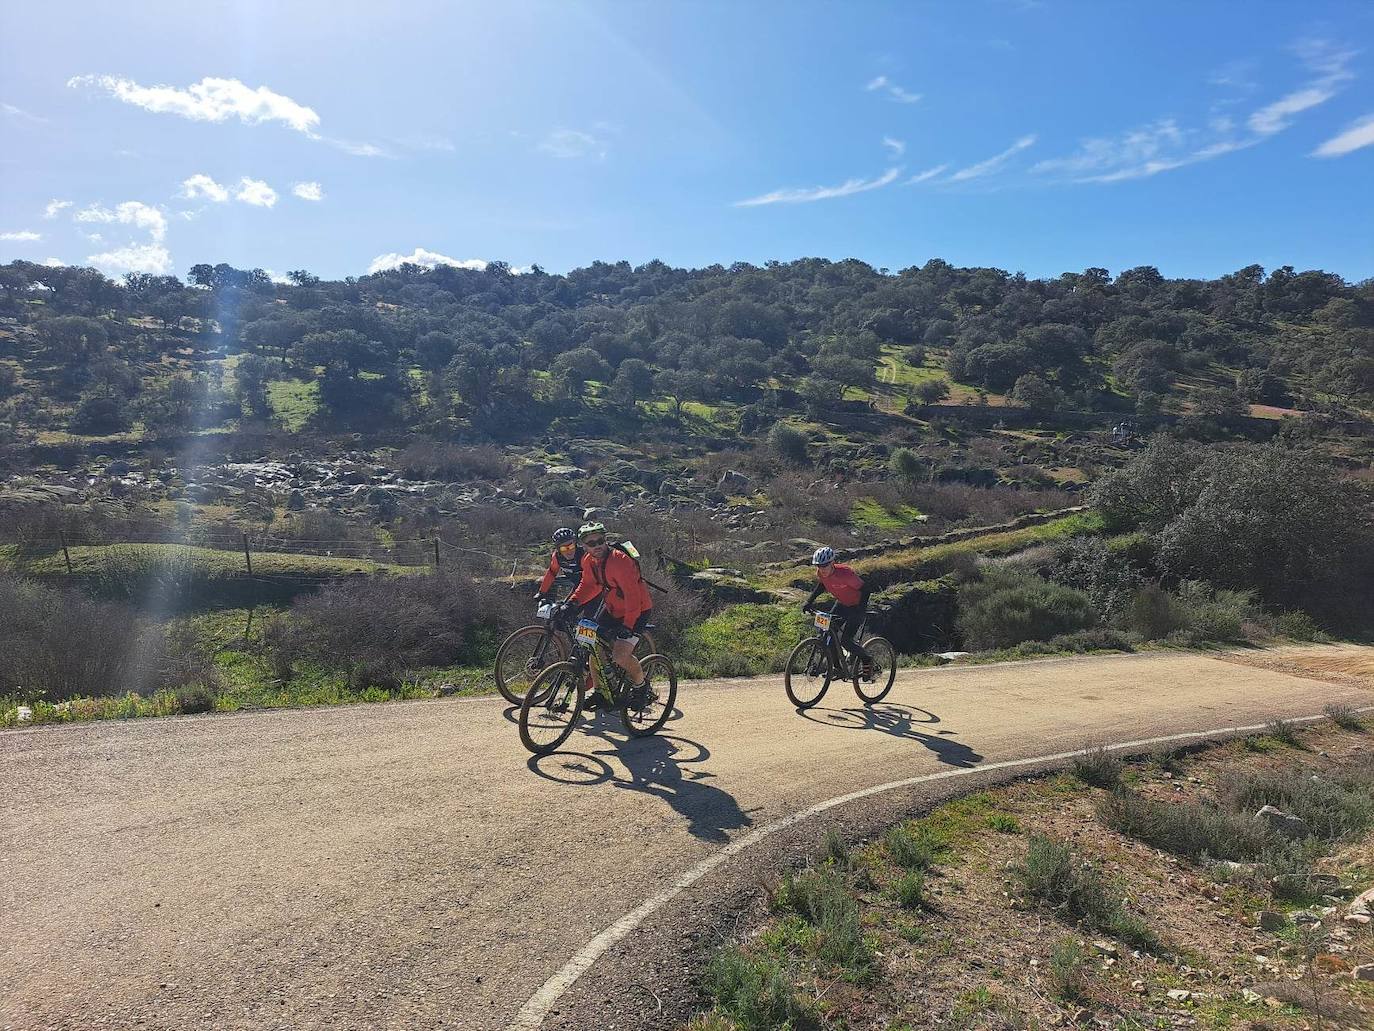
[
  {"xmin": 1046, "ymin": 936, "xmax": 1090, "ymax": 1002},
  {"xmin": 772, "ymin": 868, "xmax": 873, "ymax": 976},
  {"xmin": 987, "ymin": 812, "xmax": 1022, "ymax": 834},
  {"xmin": 1071, "ymin": 744, "xmax": 1123, "ymax": 789},
  {"xmin": 890, "ymin": 870, "xmax": 928, "ymax": 910},
  {"xmin": 1325, "ymin": 703, "xmax": 1365, "ymax": 731},
  {"xmin": 893, "ymin": 917, "xmax": 924, "ymax": 944},
  {"xmin": 703, "ymin": 947, "xmax": 820, "ymax": 1031},
  {"xmin": 1148, "ymin": 748, "xmax": 1185, "ymax": 775},
  {"xmin": 945, "ymin": 985, "xmax": 999, "ymax": 1027},
  {"xmin": 1264, "ymin": 718, "xmax": 1301, "ymax": 747},
  {"xmin": 822, "ymin": 827, "xmax": 850, "ymax": 868},
  {"xmin": 885, "ymin": 824, "xmax": 939, "ymax": 871},
  {"xmin": 1014, "ymin": 834, "xmax": 1158, "ymax": 952},
  {"xmin": 1219, "ymin": 767, "xmax": 1374, "ymax": 842},
  {"xmin": 1243, "ymin": 734, "xmax": 1277, "ymax": 752},
  {"xmin": 1098, "ymin": 789, "xmax": 1274, "ymax": 862}
]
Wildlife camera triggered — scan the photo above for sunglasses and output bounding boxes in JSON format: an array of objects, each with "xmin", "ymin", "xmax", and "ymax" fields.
[
  {"xmin": 558, "ymin": 541, "xmax": 577, "ymax": 549},
  {"xmin": 582, "ymin": 536, "xmax": 607, "ymax": 547}
]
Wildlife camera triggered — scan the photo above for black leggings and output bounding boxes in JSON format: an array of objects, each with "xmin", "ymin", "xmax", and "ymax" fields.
[{"xmin": 833, "ymin": 603, "xmax": 872, "ymax": 664}]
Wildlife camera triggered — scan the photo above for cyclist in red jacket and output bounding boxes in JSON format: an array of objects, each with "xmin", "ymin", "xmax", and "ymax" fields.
[
  {"xmin": 534, "ymin": 527, "xmax": 584, "ymax": 602},
  {"xmin": 568, "ymin": 522, "xmax": 653, "ymax": 708},
  {"xmin": 801, "ymin": 546, "xmax": 875, "ymax": 676}
]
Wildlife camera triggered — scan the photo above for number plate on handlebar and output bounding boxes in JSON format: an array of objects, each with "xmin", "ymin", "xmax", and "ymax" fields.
[
  {"xmin": 575, "ymin": 619, "xmax": 599, "ymax": 645},
  {"xmin": 536, "ymin": 603, "xmax": 553, "ymax": 620},
  {"xmin": 813, "ymin": 612, "xmax": 832, "ymax": 631}
]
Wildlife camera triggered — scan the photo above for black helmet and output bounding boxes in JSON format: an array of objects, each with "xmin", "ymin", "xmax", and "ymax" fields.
[{"xmin": 552, "ymin": 527, "xmax": 577, "ymax": 545}]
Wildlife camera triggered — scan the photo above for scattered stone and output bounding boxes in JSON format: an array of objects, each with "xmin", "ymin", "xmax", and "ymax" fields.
[
  {"xmin": 1291, "ymin": 910, "xmax": 1322, "ymax": 925},
  {"xmin": 544, "ymin": 465, "xmax": 585, "ymax": 479},
  {"xmin": 14, "ymin": 705, "xmax": 33, "ymax": 723},
  {"xmin": 1240, "ymin": 988, "xmax": 1262, "ymax": 1005},
  {"xmin": 1344, "ymin": 913, "xmax": 1371, "ymax": 926},
  {"xmin": 1091, "ymin": 940, "xmax": 1119, "ymax": 958},
  {"xmin": 1256, "ymin": 911, "xmax": 1287, "ymax": 931},
  {"xmin": 717, "ymin": 469, "xmax": 754, "ymax": 495},
  {"xmin": 1255, "ymin": 805, "xmax": 1309, "ymax": 839},
  {"xmin": 1166, "ymin": 988, "xmax": 1193, "ymax": 1002},
  {"xmin": 1353, "ymin": 964, "xmax": 1374, "ymax": 981}
]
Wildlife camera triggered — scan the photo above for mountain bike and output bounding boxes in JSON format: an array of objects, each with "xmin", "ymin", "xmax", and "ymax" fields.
[
  {"xmin": 495, "ymin": 599, "xmax": 656, "ymax": 706},
  {"xmin": 783, "ymin": 605, "xmax": 897, "ymax": 710},
  {"xmin": 518, "ymin": 610, "xmax": 677, "ymax": 756}
]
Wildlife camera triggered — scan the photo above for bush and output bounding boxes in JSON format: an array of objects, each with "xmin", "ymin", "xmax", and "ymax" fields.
[
  {"xmin": 1015, "ymin": 834, "xmax": 1157, "ymax": 951},
  {"xmin": 1125, "ymin": 584, "xmax": 1190, "ymax": 641},
  {"xmin": 1217, "ymin": 767, "xmax": 1374, "ymax": 842},
  {"xmin": 889, "ymin": 870, "xmax": 927, "ymax": 910},
  {"xmin": 957, "ymin": 568, "xmax": 1097, "ymax": 650},
  {"xmin": 889, "ymin": 447, "xmax": 922, "ymax": 480},
  {"xmin": 773, "ymin": 867, "xmax": 873, "ymax": 973},
  {"xmin": 1072, "ymin": 746, "xmax": 1123, "ymax": 789},
  {"xmin": 174, "ymin": 682, "xmax": 218, "ymax": 714},
  {"xmin": 1046, "ymin": 937, "xmax": 1089, "ymax": 1002},
  {"xmin": 704, "ymin": 948, "xmax": 818, "ymax": 1031},
  {"xmin": 1325, "ymin": 704, "xmax": 1364, "ymax": 731},
  {"xmin": 1047, "ymin": 536, "xmax": 1146, "ymax": 619},
  {"xmin": 397, "ymin": 441, "xmax": 510, "ymax": 482},
  {"xmin": 767, "ymin": 424, "xmax": 809, "ymax": 465},
  {"xmin": 884, "ymin": 824, "xmax": 938, "ymax": 871},
  {"xmin": 0, "ymin": 576, "xmax": 165, "ymax": 701},
  {"xmin": 1275, "ymin": 610, "xmax": 1321, "ymax": 641},
  {"xmin": 1097, "ymin": 790, "xmax": 1274, "ymax": 861}
]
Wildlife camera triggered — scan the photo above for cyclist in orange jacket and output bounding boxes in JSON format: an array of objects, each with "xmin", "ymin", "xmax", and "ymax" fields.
[
  {"xmin": 568, "ymin": 521, "xmax": 653, "ymax": 708},
  {"xmin": 534, "ymin": 527, "xmax": 584, "ymax": 602},
  {"xmin": 801, "ymin": 546, "xmax": 875, "ymax": 675}
]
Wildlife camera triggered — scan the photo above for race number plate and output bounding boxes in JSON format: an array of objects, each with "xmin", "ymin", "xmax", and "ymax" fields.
[
  {"xmin": 814, "ymin": 612, "xmax": 832, "ymax": 631},
  {"xmin": 575, "ymin": 619, "xmax": 600, "ymax": 646},
  {"xmin": 536, "ymin": 603, "xmax": 553, "ymax": 620}
]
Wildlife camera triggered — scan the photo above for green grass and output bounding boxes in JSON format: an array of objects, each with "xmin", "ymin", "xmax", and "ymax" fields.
[
  {"xmin": 266, "ymin": 377, "xmax": 319, "ymax": 431},
  {"xmin": 850, "ymin": 496, "xmax": 925, "ymax": 532},
  {"xmin": 678, "ymin": 603, "xmax": 810, "ymax": 679}
]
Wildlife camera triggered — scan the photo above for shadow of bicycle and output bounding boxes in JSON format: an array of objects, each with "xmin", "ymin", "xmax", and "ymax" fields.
[
  {"xmin": 527, "ymin": 731, "xmax": 753, "ymax": 844},
  {"xmin": 798, "ymin": 703, "xmax": 984, "ymax": 769}
]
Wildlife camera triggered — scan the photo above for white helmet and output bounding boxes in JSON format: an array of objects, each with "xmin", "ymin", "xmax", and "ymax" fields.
[{"xmin": 812, "ymin": 546, "xmax": 836, "ymax": 566}]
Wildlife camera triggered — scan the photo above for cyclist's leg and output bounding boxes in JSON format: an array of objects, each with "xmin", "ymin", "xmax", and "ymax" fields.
[
  {"xmin": 837, "ymin": 604, "xmax": 873, "ymax": 665},
  {"xmin": 611, "ymin": 637, "xmax": 644, "ymax": 685}
]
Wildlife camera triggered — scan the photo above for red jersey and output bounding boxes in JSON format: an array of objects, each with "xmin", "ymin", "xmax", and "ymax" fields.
[
  {"xmin": 569, "ymin": 548, "xmax": 652, "ymax": 625},
  {"xmin": 817, "ymin": 562, "xmax": 865, "ymax": 606}
]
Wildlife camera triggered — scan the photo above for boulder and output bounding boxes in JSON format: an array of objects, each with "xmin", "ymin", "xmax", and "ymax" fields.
[
  {"xmin": 545, "ymin": 465, "xmax": 585, "ymax": 479},
  {"xmin": 717, "ymin": 469, "xmax": 753, "ymax": 495},
  {"xmin": 1354, "ymin": 964, "xmax": 1374, "ymax": 981},
  {"xmin": 1256, "ymin": 910, "xmax": 1287, "ymax": 931},
  {"xmin": 1255, "ymin": 805, "xmax": 1309, "ymax": 839},
  {"xmin": 286, "ymin": 490, "xmax": 306, "ymax": 512}
]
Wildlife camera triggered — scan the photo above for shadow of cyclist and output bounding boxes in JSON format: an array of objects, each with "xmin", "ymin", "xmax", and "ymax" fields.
[{"xmin": 800, "ymin": 703, "xmax": 984, "ymax": 769}]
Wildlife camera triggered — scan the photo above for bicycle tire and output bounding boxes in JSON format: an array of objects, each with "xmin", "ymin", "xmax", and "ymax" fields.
[
  {"xmin": 495, "ymin": 625, "xmax": 569, "ymax": 706},
  {"xmin": 518, "ymin": 662, "xmax": 584, "ymax": 755},
  {"xmin": 621, "ymin": 654, "xmax": 677, "ymax": 737},
  {"xmin": 854, "ymin": 635, "xmax": 898, "ymax": 705},
  {"xmin": 784, "ymin": 637, "xmax": 832, "ymax": 710}
]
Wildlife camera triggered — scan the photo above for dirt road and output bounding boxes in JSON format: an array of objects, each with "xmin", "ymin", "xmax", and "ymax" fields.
[{"xmin": 3, "ymin": 647, "xmax": 1370, "ymax": 1030}]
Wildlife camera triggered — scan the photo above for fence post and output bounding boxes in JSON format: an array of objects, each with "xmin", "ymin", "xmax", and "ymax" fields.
[
  {"xmin": 58, "ymin": 530, "xmax": 73, "ymax": 575},
  {"xmin": 433, "ymin": 537, "xmax": 441, "ymax": 569},
  {"xmin": 241, "ymin": 533, "xmax": 253, "ymax": 576}
]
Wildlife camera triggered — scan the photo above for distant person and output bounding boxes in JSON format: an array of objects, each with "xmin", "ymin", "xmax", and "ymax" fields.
[
  {"xmin": 801, "ymin": 546, "xmax": 874, "ymax": 676},
  {"xmin": 534, "ymin": 527, "xmax": 584, "ymax": 603},
  {"xmin": 568, "ymin": 521, "xmax": 653, "ymax": 709}
]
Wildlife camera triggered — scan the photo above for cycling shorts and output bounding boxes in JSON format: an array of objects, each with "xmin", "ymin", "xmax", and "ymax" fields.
[{"xmin": 599, "ymin": 610, "xmax": 652, "ymax": 645}]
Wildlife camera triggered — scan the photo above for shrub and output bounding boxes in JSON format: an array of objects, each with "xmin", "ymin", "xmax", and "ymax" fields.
[
  {"xmin": 1262, "ymin": 718, "xmax": 1300, "ymax": 747},
  {"xmin": 1097, "ymin": 790, "xmax": 1273, "ymax": 861},
  {"xmin": 1072, "ymin": 746, "xmax": 1123, "ymax": 789},
  {"xmin": 890, "ymin": 871, "xmax": 927, "ymax": 910},
  {"xmin": 822, "ymin": 828, "xmax": 849, "ymax": 868},
  {"xmin": 767, "ymin": 424, "xmax": 809, "ymax": 465},
  {"xmin": 957, "ymin": 568, "xmax": 1096, "ymax": 650},
  {"xmin": 1276, "ymin": 610, "xmax": 1321, "ymax": 641},
  {"xmin": 174, "ymin": 682, "xmax": 218, "ymax": 714},
  {"xmin": 397, "ymin": 441, "xmax": 510, "ymax": 482},
  {"xmin": 1046, "ymin": 937, "xmax": 1089, "ymax": 1002},
  {"xmin": 1015, "ymin": 834, "xmax": 1157, "ymax": 951},
  {"xmin": 889, "ymin": 447, "xmax": 922, "ymax": 480},
  {"xmin": 1047, "ymin": 536, "xmax": 1146, "ymax": 619},
  {"xmin": 704, "ymin": 948, "xmax": 818, "ymax": 1031},
  {"xmin": 773, "ymin": 868, "xmax": 872, "ymax": 974},
  {"xmin": 1045, "ymin": 627, "xmax": 1133, "ymax": 654},
  {"xmin": 884, "ymin": 824, "xmax": 938, "ymax": 871},
  {"xmin": 1217, "ymin": 767, "xmax": 1374, "ymax": 842},
  {"xmin": 1325, "ymin": 704, "xmax": 1364, "ymax": 731},
  {"xmin": 1125, "ymin": 584, "xmax": 1190, "ymax": 641}
]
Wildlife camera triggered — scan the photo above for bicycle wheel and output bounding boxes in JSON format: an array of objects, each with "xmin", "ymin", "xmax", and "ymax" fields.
[
  {"xmin": 621, "ymin": 654, "xmax": 678, "ymax": 737},
  {"xmin": 519, "ymin": 662, "xmax": 584, "ymax": 755},
  {"xmin": 784, "ymin": 637, "xmax": 832, "ymax": 710},
  {"xmin": 495, "ymin": 626, "xmax": 568, "ymax": 706},
  {"xmin": 854, "ymin": 636, "xmax": 898, "ymax": 705}
]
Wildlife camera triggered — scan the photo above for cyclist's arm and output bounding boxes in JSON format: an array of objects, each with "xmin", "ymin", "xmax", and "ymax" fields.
[
  {"xmin": 802, "ymin": 582, "xmax": 824, "ymax": 611},
  {"xmin": 537, "ymin": 555, "xmax": 559, "ymax": 596},
  {"xmin": 568, "ymin": 555, "xmax": 599, "ymax": 606}
]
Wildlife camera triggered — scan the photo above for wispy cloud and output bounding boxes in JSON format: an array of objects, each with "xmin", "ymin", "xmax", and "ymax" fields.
[
  {"xmin": 1208, "ymin": 59, "xmax": 1260, "ymax": 92},
  {"xmin": 74, "ymin": 201, "xmax": 167, "ymax": 241},
  {"xmin": 292, "ymin": 181, "xmax": 324, "ymax": 201},
  {"xmin": 234, "ymin": 178, "xmax": 277, "ymax": 207},
  {"xmin": 367, "ymin": 248, "xmax": 488, "ymax": 274},
  {"xmin": 906, "ymin": 164, "xmax": 948, "ymax": 184},
  {"xmin": 1, "ymin": 101, "xmax": 47, "ymax": 124},
  {"xmin": 69, "ymin": 74, "xmax": 386, "ymax": 156},
  {"xmin": 180, "ymin": 173, "xmax": 230, "ymax": 203},
  {"xmin": 538, "ymin": 128, "xmax": 605, "ymax": 159},
  {"xmin": 865, "ymin": 75, "xmax": 922, "ymax": 104},
  {"xmin": 0, "ymin": 230, "xmax": 41, "ymax": 242},
  {"xmin": 882, "ymin": 136, "xmax": 906, "ymax": 157},
  {"xmin": 1248, "ymin": 40, "xmax": 1355, "ymax": 136},
  {"xmin": 86, "ymin": 242, "xmax": 172, "ymax": 276},
  {"xmin": 43, "ymin": 199, "xmax": 73, "ymax": 219},
  {"xmin": 949, "ymin": 135, "xmax": 1037, "ymax": 181},
  {"xmin": 735, "ymin": 167, "xmax": 901, "ymax": 207},
  {"xmin": 1314, "ymin": 113, "xmax": 1374, "ymax": 157}
]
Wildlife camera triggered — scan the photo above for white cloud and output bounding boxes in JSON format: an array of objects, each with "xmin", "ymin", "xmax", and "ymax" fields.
[
  {"xmin": 1033, "ymin": 119, "xmax": 1186, "ymax": 177},
  {"xmin": 0, "ymin": 230, "xmax": 41, "ymax": 242},
  {"xmin": 74, "ymin": 201, "xmax": 167, "ymax": 241},
  {"xmin": 949, "ymin": 135, "xmax": 1037, "ymax": 181},
  {"xmin": 2, "ymin": 101, "xmax": 47, "ymax": 124},
  {"xmin": 1248, "ymin": 40, "xmax": 1355, "ymax": 136},
  {"xmin": 86, "ymin": 242, "xmax": 172, "ymax": 276},
  {"xmin": 906, "ymin": 164, "xmax": 948, "ymax": 184},
  {"xmin": 69, "ymin": 74, "xmax": 320, "ymax": 133},
  {"xmin": 1076, "ymin": 139, "xmax": 1255, "ymax": 183},
  {"xmin": 319, "ymin": 136, "xmax": 389, "ymax": 158},
  {"xmin": 42, "ymin": 257, "xmax": 65, "ymax": 267},
  {"xmin": 882, "ymin": 136, "xmax": 906, "ymax": 157},
  {"xmin": 1314, "ymin": 113, "xmax": 1374, "ymax": 157},
  {"xmin": 262, "ymin": 269, "xmax": 294, "ymax": 285},
  {"xmin": 234, "ymin": 178, "xmax": 278, "ymax": 207},
  {"xmin": 538, "ymin": 128, "xmax": 603, "ymax": 159},
  {"xmin": 735, "ymin": 167, "xmax": 901, "ymax": 207},
  {"xmin": 43, "ymin": 199, "xmax": 73, "ymax": 219},
  {"xmin": 292, "ymin": 181, "xmax": 324, "ymax": 201},
  {"xmin": 865, "ymin": 75, "xmax": 921, "ymax": 104},
  {"xmin": 180, "ymin": 173, "xmax": 230, "ymax": 203},
  {"xmin": 367, "ymin": 248, "xmax": 488, "ymax": 274}
]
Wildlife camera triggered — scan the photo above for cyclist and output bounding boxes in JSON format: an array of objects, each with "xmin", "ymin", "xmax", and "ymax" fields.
[
  {"xmin": 568, "ymin": 521, "xmax": 653, "ymax": 709},
  {"xmin": 801, "ymin": 546, "xmax": 875, "ymax": 678},
  {"xmin": 534, "ymin": 527, "xmax": 584, "ymax": 603}
]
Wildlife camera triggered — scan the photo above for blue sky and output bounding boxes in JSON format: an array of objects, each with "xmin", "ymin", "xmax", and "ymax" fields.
[{"xmin": 2, "ymin": 1, "xmax": 1372, "ymax": 282}]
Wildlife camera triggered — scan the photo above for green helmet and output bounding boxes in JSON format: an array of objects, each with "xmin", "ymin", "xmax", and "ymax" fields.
[{"xmin": 578, "ymin": 521, "xmax": 606, "ymax": 539}]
